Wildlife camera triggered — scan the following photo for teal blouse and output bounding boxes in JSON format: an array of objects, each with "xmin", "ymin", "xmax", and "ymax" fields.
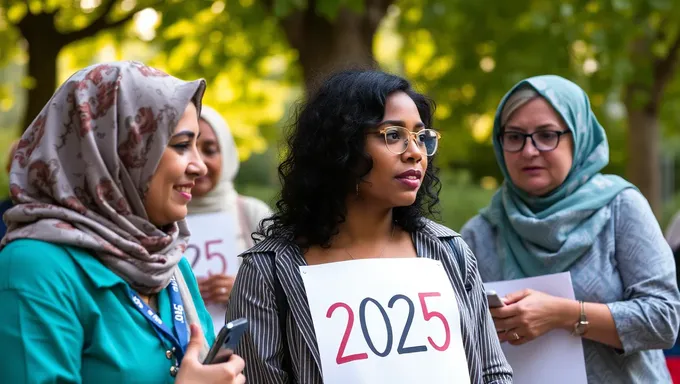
[{"xmin": 0, "ymin": 239, "xmax": 216, "ymax": 383}]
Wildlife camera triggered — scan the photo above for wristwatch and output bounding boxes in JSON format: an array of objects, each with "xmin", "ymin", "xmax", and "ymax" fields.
[{"xmin": 572, "ymin": 300, "xmax": 589, "ymax": 336}]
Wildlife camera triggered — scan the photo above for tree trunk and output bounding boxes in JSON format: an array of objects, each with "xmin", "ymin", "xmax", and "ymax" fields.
[
  {"xmin": 22, "ymin": 40, "xmax": 61, "ymax": 132},
  {"xmin": 280, "ymin": 1, "xmax": 393, "ymax": 95},
  {"xmin": 623, "ymin": 29, "xmax": 680, "ymax": 218},
  {"xmin": 625, "ymin": 106, "xmax": 661, "ymax": 216},
  {"xmin": 15, "ymin": 0, "xmax": 145, "ymax": 133},
  {"xmin": 17, "ymin": 11, "xmax": 66, "ymax": 134}
]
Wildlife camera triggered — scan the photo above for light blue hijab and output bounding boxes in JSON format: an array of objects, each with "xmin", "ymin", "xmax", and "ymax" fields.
[{"xmin": 480, "ymin": 75, "xmax": 635, "ymax": 279}]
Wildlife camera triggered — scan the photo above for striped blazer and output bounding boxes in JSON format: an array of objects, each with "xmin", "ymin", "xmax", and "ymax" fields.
[{"xmin": 225, "ymin": 219, "xmax": 513, "ymax": 383}]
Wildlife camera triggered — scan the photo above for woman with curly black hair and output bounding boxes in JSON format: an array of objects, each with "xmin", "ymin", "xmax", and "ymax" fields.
[{"xmin": 225, "ymin": 70, "xmax": 512, "ymax": 384}]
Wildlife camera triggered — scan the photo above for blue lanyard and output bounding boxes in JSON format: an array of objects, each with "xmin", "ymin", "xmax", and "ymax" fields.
[{"xmin": 127, "ymin": 277, "xmax": 189, "ymax": 363}]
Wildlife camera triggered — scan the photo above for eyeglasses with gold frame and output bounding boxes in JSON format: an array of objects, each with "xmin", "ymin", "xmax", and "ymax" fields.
[{"xmin": 375, "ymin": 126, "xmax": 442, "ymax": 156}]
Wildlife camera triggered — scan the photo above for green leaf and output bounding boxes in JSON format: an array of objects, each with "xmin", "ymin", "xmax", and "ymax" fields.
[
  {"xmin": 6, "ymin": 2, "xmax": 26, "ymax": 23},
  {"xmin": 345, "ymin": 0, "xmax": 364, "ymax": 14},
  {"xmin": 273, "ymin": 0, "xmax": 295, "ymax": 18},
  {"xmin": 315, "ymin": 0, "xmax": 342, "ymax": 20}
]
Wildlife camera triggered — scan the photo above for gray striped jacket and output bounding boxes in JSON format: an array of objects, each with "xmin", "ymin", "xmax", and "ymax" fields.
[{"xmin": 225, "ymin": 219, "xmax": 513, "ymax": 383}]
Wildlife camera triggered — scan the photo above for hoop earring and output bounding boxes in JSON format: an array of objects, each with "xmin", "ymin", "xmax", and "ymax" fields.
[{"xmin": 356, "ymin": 181, "xmax": 360, "ymax": 197}]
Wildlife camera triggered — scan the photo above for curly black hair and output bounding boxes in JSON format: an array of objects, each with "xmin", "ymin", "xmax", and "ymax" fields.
[{"xmin": 257, "ymin": 70, "xmax": 441, "ymax": 248}]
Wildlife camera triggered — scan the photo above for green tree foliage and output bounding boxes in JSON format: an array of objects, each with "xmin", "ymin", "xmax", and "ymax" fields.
[
  {"xmin": 398, "ymin": 0, "xmax": 680, "ymax": 214},
  {"xmin": 0, "ymin": 0, "xmax": 167, "ymax": 131},
  {"xmin": 2, "ymin": 0, "xmax": 680, "ymax": 217},
  {"xmin": 156, "ymin": 0, "xmax": 394, "ymax": 94}
]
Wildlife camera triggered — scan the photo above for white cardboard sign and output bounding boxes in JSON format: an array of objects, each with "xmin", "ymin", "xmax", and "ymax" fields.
[
  {"xmin": 184, "ymin": 212, "xmax": 240, "ymax": 279},
  {"xmin": 300, "ymin": 258, "xmax": 471, "ymax": 384},
  {"xmin": 484, "ymin": 272, "xmax": 588, "ymax": 384}
]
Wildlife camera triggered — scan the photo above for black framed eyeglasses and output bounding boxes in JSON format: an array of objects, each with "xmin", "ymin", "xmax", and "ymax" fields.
[{"xmin": 499, "ymin": 130, "xmax": 571, "ymax": 153}]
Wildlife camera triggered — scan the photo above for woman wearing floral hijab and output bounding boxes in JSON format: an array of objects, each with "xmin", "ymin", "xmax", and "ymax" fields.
[
  {"xmin": 0, "ymin": 61, "xmax": 245, "ymax": 383},
  {"xmin": 0, "ymin": 140, "xmax": 19, "ymax": 238}
]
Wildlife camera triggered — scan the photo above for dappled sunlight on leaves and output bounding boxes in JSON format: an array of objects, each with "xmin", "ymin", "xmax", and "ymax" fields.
[
  {"xmin": 80, "ymin": 0, "xmax": 102, "ymax": 12},
  {"xmin": 211, "ymin": 1, "xmax": 226, "ymax": 13},
  {"xmin": 211, "ymin": 73, "xmax": 239, "ymax": 103},
  {"xmin": 6, "ymin": 3, "xmax": 27, "ymax": 23},
  {"xmin": 225, "ymin": 33, "xmax": 254, "ymax": 57},
  {"xmin": 479, "ymin": 57, "xmax": 495, "ymax": 73},
  {"xmin": 1, "ymin": 0, "xmax": 680, "ymax": 201},
  {"xmin": 435, "ymin": 104, "xmax": 451, "ymax": 120},
  {"xmin": 585, "ymin": 2, "xmax": 599, "ymax": 13},
  {"xmin": 20, "ymin": 76, "xmax": 35, "ymax": 90},
  {"xmin": 571, "ymin": 40, "xmax": 588, "ymax": 58},
  {"xmin": 209, "ymin": 30, "xmax": 223, "ymax": 44},
  {"xmin": 480, "ymin": 176, "xmax": 498, "ymax": 191},
  {"xmin": 0, "ymin": 9, "xmax": 7, "ymax": 30},
  {"xmin": 71, "ymin": 14, "xmax": 90, "ymax": 29},
  {"xmin": 591, "ymin": 94, "xmax": 604, "ymax": 108},
  {"xmin": 199, "ymin": 49, "xmax": 215, "ymax": 67},
  {"xmin": 475, "ymin": 42, "xmax": 496, "ymax": 56},
  {"xmin": 460, "ymin": 84, "xmax": 476, "ymax": 102},
  {"xmin": 374, "ymin": 5, "xmax": 403, "ymax": 73},
  {"xmin": 468, "ymin": 114, "xmax": 493, "ymax": 144},
  {"xmin": 0, "ymin": 84, "xmax": 14, "ymax": 111},
  {"xmin": 150, "ymin": 0, "xmax": 302, "ymax": 160},
  {"xmin": 169, "ymin": 40, "xmax": 201, "ymax": 72},
  {"xmin": 423, "ymin": 55, "xmax": 455, "ymax": 82},
  {"xmin": 121, "ymin": 0, "xmax": 138, "ymax": 12},
  {"xmin": 396, "ymin": 0, "xmax": 680, "ymax": 183},
  {"xmin": 58, "ymin": 34, "xmax": 140, "ymax": 83},
  {"xmin": 404, "ymin": 29, "xmax": 435, "ymax": 75},
  {"xmin": 133, "ymin": 8, "xmax": 160, "ymax": 41},
  {"xmin": 404, "ymin": 6, "xmax": 421, "ymax": 23},
  {"xmin": 162, "ymin": 19, "xmax": 194, "ymax": 39},
  {"xmin": 257, "ymin": 54, "xmax": 292, "ymax": 77}
]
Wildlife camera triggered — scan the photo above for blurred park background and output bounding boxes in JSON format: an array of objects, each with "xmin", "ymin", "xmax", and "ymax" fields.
[{"xmin": 1, "ymin": 0, "xmax": 680, "ymax": 231}]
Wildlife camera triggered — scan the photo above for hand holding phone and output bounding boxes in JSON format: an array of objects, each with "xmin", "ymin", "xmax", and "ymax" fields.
[
  {"xmin": 175, "ymin": 323, "xmax": 246, "ymax": 383},
  {"xmin": 486, "ymin": 289, "xmax": 506, "ymax": 308},
  {"xmin": 203, "ymin": 318, "xmax": 248, "ymax": 365}
]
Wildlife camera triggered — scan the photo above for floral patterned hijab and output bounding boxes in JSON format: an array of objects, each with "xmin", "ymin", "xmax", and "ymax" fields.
[{"xmin": 1, "ymin": 62, "xmax": 208, "ymax": 351}]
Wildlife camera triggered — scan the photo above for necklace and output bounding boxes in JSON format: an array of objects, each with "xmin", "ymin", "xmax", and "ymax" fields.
[{"xmin": 344, "ymin": 224, "xmax": 395, "ymax": 260}]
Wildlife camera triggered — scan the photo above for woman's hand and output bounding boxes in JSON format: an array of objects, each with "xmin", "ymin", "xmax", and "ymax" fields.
[
  {"xmin": 198, "ymin": 274, "xmax": 235, "ymax": 305},
  {"xmin": 176, "ymin": 324, "xmax": 246, "ymax": 384},
  {"xmin": 490, "ymin": 289, "xmax": 577, "ymax": 346}
]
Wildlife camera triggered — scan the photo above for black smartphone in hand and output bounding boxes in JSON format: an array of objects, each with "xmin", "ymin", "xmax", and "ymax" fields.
[{"xmin": 203, "ymin": 318, "xmax": 248, "ymax": 364}]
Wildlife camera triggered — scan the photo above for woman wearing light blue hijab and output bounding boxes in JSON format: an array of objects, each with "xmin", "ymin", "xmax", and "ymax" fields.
[{"xmin": 461, "ymin": 75, "xmax": 680, "ymax": 382}]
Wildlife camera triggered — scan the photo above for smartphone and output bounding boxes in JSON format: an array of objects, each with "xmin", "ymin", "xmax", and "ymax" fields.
[
  {"xmin": 486, "ymin": 289, "xmax": 506, "ymax": 308},
  {"xmin": 203, "ymin": 318, "xmax": 248, "ymax": 364}
]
